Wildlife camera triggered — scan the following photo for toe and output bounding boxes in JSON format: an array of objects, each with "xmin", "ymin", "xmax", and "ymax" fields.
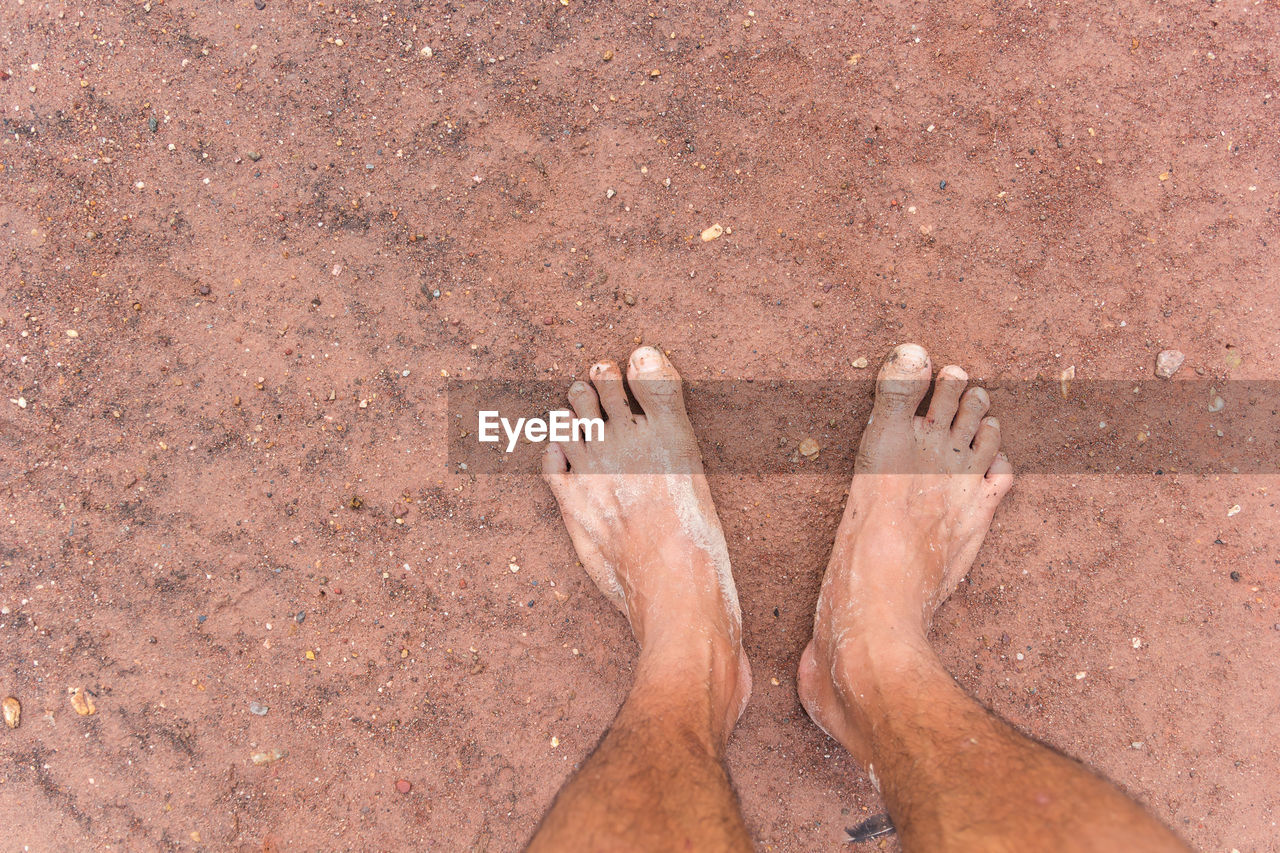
[
  {"xmin": 871, "ymin": 343, "xmax": 932, "ymax": 420},
  {"xmin": 626, "ymin": 346, "xmax": 686, "ymax": 419},
  {"xmin": 568, "ymin": 380, "xmax": 602, "ymax": 421},
  {"xmin": 970, "ymin": 416, "xmax": 1001, "ymax": 470},
  {"xmin": 541, "ymin": 443, "xmax": 571, "ymax": 483},
  {"xmin": 983, "ymin": 452, "xmax": 1014, "ymax": 499},
  {"xmin": 925, "ymin": 365, "xmax": 968, "ymax": 429},
  {"xmin": 590, "ymin": 360, "xmax": 634, "ymax": 423},
  {"xmin": 951, "ymin": 386, "xmax": 990, "ymax": 445}
]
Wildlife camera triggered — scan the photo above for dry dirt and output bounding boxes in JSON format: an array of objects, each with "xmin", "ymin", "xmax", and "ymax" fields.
[{"xmin": 1, "ymin": 0, "xmax": 1278, "ymax": 851}]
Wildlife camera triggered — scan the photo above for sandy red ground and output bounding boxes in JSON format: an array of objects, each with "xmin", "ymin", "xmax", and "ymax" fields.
[{"xmin": 1, "ymin": 0, "xmax": 1278, "ymax": 850}]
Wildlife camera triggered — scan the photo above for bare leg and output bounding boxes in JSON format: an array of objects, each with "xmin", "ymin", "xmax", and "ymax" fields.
[
  {"xmin": 529, "ymin": 347, "xmax": 752, "ymax": 852},
  {"xmin": 799, "ymin": 344, "xmax": 1189, "ymax": 852}
]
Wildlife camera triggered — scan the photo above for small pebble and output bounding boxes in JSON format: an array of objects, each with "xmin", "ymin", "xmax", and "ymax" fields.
[
  {"xmin": 2, "ymin": 696, "xmax": 19, "ymax": 729},
  {"xmin": 798, "ymin": 437, "xmax": 820, "ymax": 460},
  {"xmin": 148, "ymin": 117, "xmax": 158, "ymax": 133},
  {"xmin": 1059, "ymin": 365, "xmax": 1075, "ymax": 399},
  {"xmin": 254, "ymin": 0, "xmax": 266, "ymax": 8},
  {"xmin": 69, "ymin": 687, "xmax": 97, "ymax": 716},
  {"xmin": 249, "ymin": 701, "xmax": 268, "ymax": 716},
  {"xmin": 852, "ymin": 357, "xmax": 869, "ymax": 369},
  {"xmin": 700, "ymin": 223, "xmax": 724, "ymax": 242},
  {"xmin": 1154, "ymin": 349, "xmax": 1184, "ymax": 379},
  {"xmin": 1208, "ymin": 395, "xmax": 1225, "ymax": 413},
  {"xmin": 395, "ymin": 779, "xmax": 412, "ymax": 794},
  {"xmin": 251, "ymin": 749, "xmax": 285, "ymax": 766},
  {"xmin": 623, "ymin": 292, "xmax": 636, "ymax": 306},
  {"xmin": 295, "ymin": 611, "xmax": 306, "ymax": 623}
]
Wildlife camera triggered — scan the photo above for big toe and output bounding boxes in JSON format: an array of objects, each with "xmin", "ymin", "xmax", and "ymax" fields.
[
  {"xmin": 626, "ymin": 346, "xmax": 687, "ymax": 419},
  {"xmin": 872, "ymin": 343, "xmax": 932, "ymax": 421}
]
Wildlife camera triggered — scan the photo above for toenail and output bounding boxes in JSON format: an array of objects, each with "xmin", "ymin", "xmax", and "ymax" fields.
[
  {"xmin": 970, "ymin": 388, "xmax": 989, "ymax": 405},
  {"xmin": 631, "ymin": 347, "xmax": 662, "ymax": 372},
  {"xmin": 570, "ymin": 381, "xmax": 589, "ymax": 395},
  {"xmin": 984, "ymin": 416, "xmax": 999, "ymax": 428}
]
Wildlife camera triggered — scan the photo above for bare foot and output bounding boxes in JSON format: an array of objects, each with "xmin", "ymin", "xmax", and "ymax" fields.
[
  {"xmin": 798, "ymin": 343, "xmax": 1014, "ymax": 763},
  {"xmin": 541, "ymin": 346, "xmax": 751, "ymax": 746}
]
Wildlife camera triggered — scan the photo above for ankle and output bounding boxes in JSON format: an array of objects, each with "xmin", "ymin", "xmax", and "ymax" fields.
[
  {"xmin": 824, "ymin": 631, "xmax": 944, "ymax": 740},
  {"xmin": 633, "ymin": 637, "xmax": 746, "ymax": 751}
]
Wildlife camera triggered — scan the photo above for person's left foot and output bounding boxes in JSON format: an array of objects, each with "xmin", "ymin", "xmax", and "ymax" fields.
[{"xmin": 542, "ymin": 347, "xmax": 751, "ymax": 745}]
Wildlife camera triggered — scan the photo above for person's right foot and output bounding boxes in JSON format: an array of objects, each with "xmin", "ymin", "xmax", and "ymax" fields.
[{"xmin": 798, "ymin": 343, "xmax": 1014, "ymax": 764}]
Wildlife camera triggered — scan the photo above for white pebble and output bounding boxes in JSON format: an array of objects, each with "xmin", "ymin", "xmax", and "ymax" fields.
[{"xmin": 1154, "ymin": 349, "xmax": 1184, "ymax": 379}]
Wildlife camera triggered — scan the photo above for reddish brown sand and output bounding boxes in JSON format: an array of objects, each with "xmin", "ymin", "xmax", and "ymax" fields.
[{"xmin": 1, "ymin": 0, "xmax": 1277, "ymax": 850}]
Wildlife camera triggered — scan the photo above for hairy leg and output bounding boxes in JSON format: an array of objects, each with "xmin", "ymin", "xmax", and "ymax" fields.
[
  {"xmin": 799, "ymin": 344, "xmax": 1188, "ymax": 852},
  {"xmin": 528, "ymin": 347, "xmax": 752, "ymax": 853}
]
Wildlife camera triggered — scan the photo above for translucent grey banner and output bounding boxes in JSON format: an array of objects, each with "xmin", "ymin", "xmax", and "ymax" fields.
[{"xmin": 447, "ymin": 380, "xmax": 1279, "ymax": 474}]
